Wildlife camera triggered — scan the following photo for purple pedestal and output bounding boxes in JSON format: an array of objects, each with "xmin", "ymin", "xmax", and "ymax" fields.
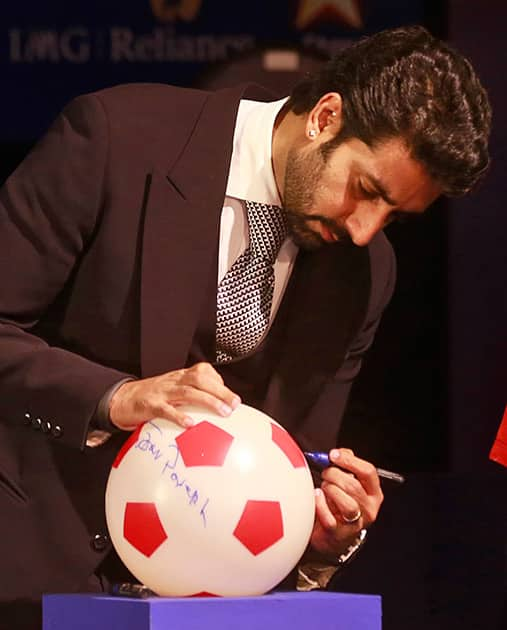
[{"xmin": 43, "ymin": 592, "xmax": 381, "ymax": 630}]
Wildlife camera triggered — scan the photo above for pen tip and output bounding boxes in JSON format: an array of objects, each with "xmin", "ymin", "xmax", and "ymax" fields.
[{"xmin": 303, "ymin": 451, "xmax": 330, "ymax": 469}]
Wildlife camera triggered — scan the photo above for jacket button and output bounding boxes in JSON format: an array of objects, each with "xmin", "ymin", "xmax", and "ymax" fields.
[
  {"xmin": 51, "ymin": 425, "xmax": 63, "ymax": 438},
  {"xmin": 23, "ymin": 413, "xmax": 32, "ymax": 426},
  {"xmin": 31, "ymin": 417, "xmax": 42, "ymax": 430},
  {"xmin": 91, "ymin": 533, "xmax": 109, "ymax": 552},
  {"xmin": 41, "ymin": 421, "xmax": 52, "ymax": 433}
]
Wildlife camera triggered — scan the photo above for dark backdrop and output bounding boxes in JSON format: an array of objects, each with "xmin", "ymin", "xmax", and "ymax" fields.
[{"xmin": 0, "ymin": 2, "xmax": 505, "ymax": 629}]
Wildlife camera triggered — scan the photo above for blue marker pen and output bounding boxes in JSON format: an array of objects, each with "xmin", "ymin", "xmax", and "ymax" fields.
[{"xmin": 304, "ymin": 451, "xmax": 405, "ymax": 484}]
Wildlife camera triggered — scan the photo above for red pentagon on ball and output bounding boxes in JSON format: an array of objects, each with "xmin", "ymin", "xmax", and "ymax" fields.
[
  {"xmin": 270, "ymin": 423, "xmax": 306, "ymax": 468},
  {"xmin": 175, "ymin": 421, "xmax": 234, "ymax": 467},
  {"xmin": 123, "ymin": 502, "xmax": 168, "ymax": 557},
  {"xmin": 112, "ymin": 424, "xmax": 144, "ymax": 469},
  {"xmin": 233, "ymin": 500, "xmax": 284, "ymax": 555}
]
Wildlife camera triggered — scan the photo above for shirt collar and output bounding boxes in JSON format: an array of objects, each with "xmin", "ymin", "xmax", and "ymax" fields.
[{"xmin": 225, "ymin": 97, "xmax": 288, "ymax": 207}]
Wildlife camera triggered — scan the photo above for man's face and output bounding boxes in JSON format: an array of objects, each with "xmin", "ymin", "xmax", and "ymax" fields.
[{"xmin": 282, "ymin": 135, "xmax": 442, "ymax": 250}]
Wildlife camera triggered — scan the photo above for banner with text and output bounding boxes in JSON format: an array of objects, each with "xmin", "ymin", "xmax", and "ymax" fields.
[{"xmin": 0, "ymin": 0, "xmax": 426, "ymax": 140}]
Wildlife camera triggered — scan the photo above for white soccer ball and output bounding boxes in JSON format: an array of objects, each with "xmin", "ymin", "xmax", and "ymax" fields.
[{"xmin": 105, "ymin": 404, "xmax": 316, "ymax": 597}]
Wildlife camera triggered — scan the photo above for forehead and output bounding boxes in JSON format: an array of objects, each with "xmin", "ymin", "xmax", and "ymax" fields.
[{"xmin": 329, "ymin": 136, "xmax": 442, "ymax": 212}]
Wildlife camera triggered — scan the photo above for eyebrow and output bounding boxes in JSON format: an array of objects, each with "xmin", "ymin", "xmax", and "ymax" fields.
[{"xmin": 364, "ymin": 173, "xmax": 398, "ymax": 207}]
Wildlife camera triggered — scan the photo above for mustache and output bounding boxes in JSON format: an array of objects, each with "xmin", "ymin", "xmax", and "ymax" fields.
[
  {"xmin": 283, "ymin": 208, "xmax": 352, "ymax": 243},
  {"xmin": 311, "ymin": 215, "xmax": 349, "ymax": 238}
]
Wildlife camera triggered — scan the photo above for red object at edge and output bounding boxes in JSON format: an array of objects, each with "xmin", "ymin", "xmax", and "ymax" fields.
[{"xmin": 489, "ymin": 404, "xmax": 507, "ymax": 468}]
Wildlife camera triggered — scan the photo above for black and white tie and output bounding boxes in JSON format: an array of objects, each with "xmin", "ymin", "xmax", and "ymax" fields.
[{"xmin": 216, "ymin": 200, "xmax": 287, "ymax": 364}]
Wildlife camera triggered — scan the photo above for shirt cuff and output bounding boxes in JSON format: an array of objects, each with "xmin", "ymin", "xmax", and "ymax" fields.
[
  {"xmin": 297, "ymin": 563, "xmax": 341, "ymax": 591},
  {"xmin": 85, "ymin": 377, "xmax": 136, "ymax": 447},
  {"xmin": 296, "ymin": 529, "xmax": 368, "ymax": 591}
]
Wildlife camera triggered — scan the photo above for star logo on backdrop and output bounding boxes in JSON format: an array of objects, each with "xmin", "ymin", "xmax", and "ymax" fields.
[
  {"xmin": 295, "ymin": 0, "xmax": 363, "ymax": 30},
  {"xmin": 150, "ymin": 0, "xmax": 202, "ymax": 23}
]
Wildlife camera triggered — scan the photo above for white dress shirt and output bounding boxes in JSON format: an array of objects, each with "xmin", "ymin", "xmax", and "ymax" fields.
[{"xmin": 219, "ymin": 97, "xmax": 298, "ymax": 334}]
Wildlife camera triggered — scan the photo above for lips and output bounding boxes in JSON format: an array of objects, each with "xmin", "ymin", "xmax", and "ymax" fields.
[{"xmin": 320, "ymin": 223, "xmax": 338, "ymax": 243}]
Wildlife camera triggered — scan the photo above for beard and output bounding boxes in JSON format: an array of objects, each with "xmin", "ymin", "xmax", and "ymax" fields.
[{"xmin": 281, "ymin": 144, "xmax": 351, "ymax": 251}]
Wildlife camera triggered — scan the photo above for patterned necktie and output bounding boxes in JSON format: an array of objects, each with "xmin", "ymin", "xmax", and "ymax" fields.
[{"xmin": 216, "ymin": 200, "xmax": 287, "ymax": 364}]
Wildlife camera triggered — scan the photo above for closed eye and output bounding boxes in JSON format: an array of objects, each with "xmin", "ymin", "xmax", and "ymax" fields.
[{"xmin": 358, "ymin": 180, "xmax": 380, "ymax": 201}]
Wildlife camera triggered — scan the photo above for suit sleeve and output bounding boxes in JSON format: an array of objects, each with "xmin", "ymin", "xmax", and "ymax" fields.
[{"xmin": 0, "ymin": 94, "xmax": 133, "ymax": 450}]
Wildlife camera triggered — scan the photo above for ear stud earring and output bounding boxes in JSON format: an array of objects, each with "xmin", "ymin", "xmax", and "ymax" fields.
[{"xmin": 308, "ymin": 129, "xmax": 317, "ymax": 138}]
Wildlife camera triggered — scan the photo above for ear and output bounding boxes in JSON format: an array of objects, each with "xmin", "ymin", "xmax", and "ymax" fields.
[{"xmin": 304, "ymin": 92, "xmax": 343, "ymax": 141}]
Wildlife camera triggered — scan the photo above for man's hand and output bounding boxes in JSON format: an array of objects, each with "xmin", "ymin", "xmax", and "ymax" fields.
[
  {"xmin": 310, "ymin": 448, "xmax": 384, "ymax": 558},
  {"xmin": 109, "ymin": 362, "xmax": 241, "ymax": 431}
]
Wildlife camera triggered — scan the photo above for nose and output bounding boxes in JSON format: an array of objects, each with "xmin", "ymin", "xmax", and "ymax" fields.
[{"xmin": 344, "ymin": 205, "xmax": 389, "ymax": 246}]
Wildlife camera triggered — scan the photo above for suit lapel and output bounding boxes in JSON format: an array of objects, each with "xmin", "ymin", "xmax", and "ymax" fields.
[
  {"xmin": 140, "ymin": 84, "xmax": 274, "ymax": 377},
  {"xmin": 140, "ymin": 170, "xmax": 216, "ymax": 377}
]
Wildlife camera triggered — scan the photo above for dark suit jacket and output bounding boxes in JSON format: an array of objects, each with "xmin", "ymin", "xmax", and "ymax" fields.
[{"xmin": 0, "ymin": 83, "xmax": 395, "ymax": 601}]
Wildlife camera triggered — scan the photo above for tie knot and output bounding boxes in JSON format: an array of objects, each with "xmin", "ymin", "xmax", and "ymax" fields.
[{"xmin": 245, "ymin": 200, "xmax": 286, "ymax": 262}]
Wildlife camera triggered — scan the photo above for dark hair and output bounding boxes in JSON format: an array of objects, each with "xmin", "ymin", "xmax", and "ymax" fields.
[{"xmin": 287, "ymin": 25, "xmax": 491, "ymax": 195}]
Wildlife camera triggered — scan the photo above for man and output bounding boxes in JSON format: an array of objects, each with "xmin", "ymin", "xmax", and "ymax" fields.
[{"xmin": 0, "ymin": 25, "xmax": 490, "ymax": 627}]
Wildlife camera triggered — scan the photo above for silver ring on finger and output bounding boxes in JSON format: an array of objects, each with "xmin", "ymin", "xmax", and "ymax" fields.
[{"xmin": 342, "ymin": 510, "xmax": 362, "ymax": 524}]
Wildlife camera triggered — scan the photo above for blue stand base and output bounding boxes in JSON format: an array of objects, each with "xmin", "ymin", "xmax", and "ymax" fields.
[{"xmin": 43, "ymin": 592, "xmax": 381, "ymax": 630}]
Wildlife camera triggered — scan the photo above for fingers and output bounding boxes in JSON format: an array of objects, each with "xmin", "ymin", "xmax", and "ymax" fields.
[
  {"xmin": 109, "ymin": 362, "xmax": 242, "ymax": 431},
  {"xmin": 311, "ymin": 487, "xmax": 362, "ymax": 558},
  {"xmin": 327, "ymin": 448, "xmax": 382, "ymax": 496},
  {"xmin": 177, "ymin": 362, "xmax": 240, "ymax": 414},
  {"xmin": 320, "ymin": 481, "xmax": 363, "ymax": 525},
  {"xmin": 320, "ymin": 448, "xmax": 383, "ymax": 528},
  {"xmin": 314, "ymin": 487, "xmax": 338, "ymax": 532},
  {"xmin": 143, "ymin": 400, "xmax": 196, "ymax": 430}
]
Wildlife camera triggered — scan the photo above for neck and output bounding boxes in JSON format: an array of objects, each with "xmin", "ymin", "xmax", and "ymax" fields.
[{"xmin": 271, "ymin": 106, "xmax": 307, "ymax": 206}]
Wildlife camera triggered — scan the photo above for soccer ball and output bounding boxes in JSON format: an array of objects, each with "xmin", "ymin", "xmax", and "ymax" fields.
[{"xmin": 105, "ymin": 404, "xmax": 315, "ymax": 597}]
